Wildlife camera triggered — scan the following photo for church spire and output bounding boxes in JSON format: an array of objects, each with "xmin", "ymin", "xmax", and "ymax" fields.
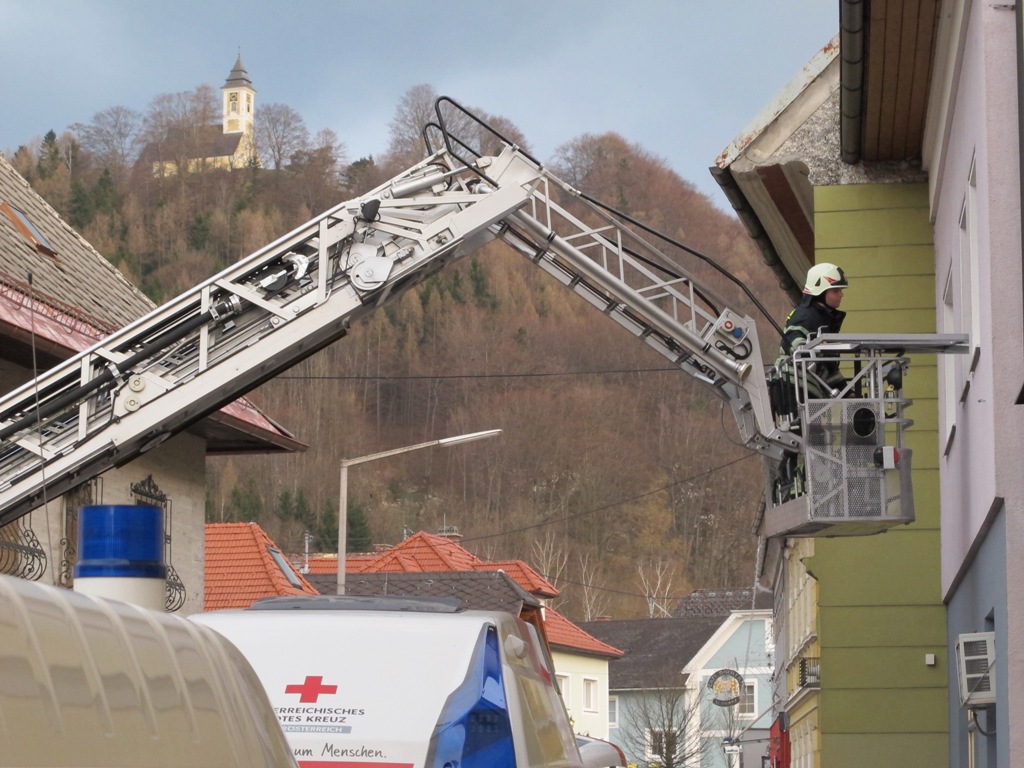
[
  {"xmin": 224, "ymin": 52, "xmax": 253, "ymax": 90},
  {"xmin": 221, "ymin": 51, "xmax": 256, "ymax": 135}
]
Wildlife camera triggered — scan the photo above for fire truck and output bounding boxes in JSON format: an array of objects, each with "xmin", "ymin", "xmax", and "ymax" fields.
[{"xmin": 0, "ymin": 98, "xmax": 966, "ymax": 539}]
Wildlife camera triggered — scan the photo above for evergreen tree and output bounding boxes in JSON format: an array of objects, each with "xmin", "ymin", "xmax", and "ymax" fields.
[
  {"xmin": 469, "ymin": 258, "xmax": 497, "ymax": 309},
  {"xmin": 228, "ymin": 480, "xmax": 265, "ymax": 522},
  {"xmin": 347, "ymin": 500, "xmax": 373, "ymax": 553},
  {"xmin": 317, "ymin": 501, "xmax": 338, "ymax": 553},
  {"xmin": 68, "ymin": 179, "xmax": 94, "ymax": 228},
  {"xmin": 37, "ymin": 131, "xmax": 61, "ymax": 178},
  {"xmin": 317, "ymin": 498, "xmax": 372, "ymax": 554}
]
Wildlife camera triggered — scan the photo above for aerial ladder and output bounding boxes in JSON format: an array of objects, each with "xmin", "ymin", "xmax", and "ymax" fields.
[{"xmin": 0, "ymin": 98, "xmax": 966, "ymax": 538}]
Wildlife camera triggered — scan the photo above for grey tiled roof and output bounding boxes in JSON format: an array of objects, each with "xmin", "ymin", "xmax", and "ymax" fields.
[
  {"xmin": 0, "ymin": 153, "xmax": 299, "ymax": 452},
  {"xmin": 578, "ymin": 615, "xmax": 725, "ymax": 690},
  {"xmin": 308, "ymin": 570, "xmax": 543, "ymax": 616},
  {"xmin": 223, "ymin": 55, "xmax": 253, "ymax": 89},
  {"xmin": 0, "ymin": 154, "xmax": 153, "ymax": 331},
  {"xmin": 671, "ymin": 587, "xmax": 771, "ymax": 617}
]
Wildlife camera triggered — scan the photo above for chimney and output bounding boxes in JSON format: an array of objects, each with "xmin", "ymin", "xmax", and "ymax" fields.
[{"xmin": 437, "ymin": 525, "xmax": 462, "ymax": 541}]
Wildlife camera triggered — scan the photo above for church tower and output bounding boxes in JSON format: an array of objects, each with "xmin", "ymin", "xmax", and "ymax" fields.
[{"xmin": 221, "ymin": 54, "xmax": 255, "ymax": 135}]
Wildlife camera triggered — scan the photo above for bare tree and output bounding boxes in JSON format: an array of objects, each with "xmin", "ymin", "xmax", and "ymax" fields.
[
  {"xmin": 531, "ymin": 531, "xmax": 568, "ymax": 587},
  {"xmin": 142, "ymin": 85, "xmax": 220, "ymax": 175},
  {"xmin": 312, "ymin": 128, "xmax": 347, "ymax": 166},
  {"xmin": 387, "ymin": 84, "xmax": 440, "ymax": 162},
  {"xmin": 619, "ymin": 671, "xmax": 711, "ymax": 768},
  {"xmin": 549, "ymin": 133, "xmax": 608, "ymax": 190},
  {"xmin": 706, "ymin": 700, "xmax": 746, "ymax": 765},
  {"xmin": 387, "ymin": 84, "xmax": 483, "ymax": 165},
  {"xmin": 637, "ymin": 556, "xmax": 677, "ymax": 618},
  {"xmin": 255, "ymin": 103, "xmax": 310, "ymax": 170},
  {"xmin": 288, "ymin": 128, "xmax": 348, "ymax": 213},
  {"xmin": 71, "ymin": 106, "xmax": 143, "ymax": 180},
  {"xmin": 577, "ymin": 550, "xmax": 612, "ymax": 621},
  {"xmin": 476, "ymin": 114, "xmax": 530, "ymax": 156}
]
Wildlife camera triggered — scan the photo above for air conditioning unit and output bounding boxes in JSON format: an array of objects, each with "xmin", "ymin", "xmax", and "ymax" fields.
[
  {"xmin": 798, "ymin": 657, "xmax": 820, "ymax": 688},
  {"xmin": 955, "ymin": 632, "xmax": 996, "ymax": 708}
]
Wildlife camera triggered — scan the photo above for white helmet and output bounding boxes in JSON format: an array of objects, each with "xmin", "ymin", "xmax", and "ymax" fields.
[{"xmin": 803, "ymin": 263, "xmax": 849, "ymax": 296}]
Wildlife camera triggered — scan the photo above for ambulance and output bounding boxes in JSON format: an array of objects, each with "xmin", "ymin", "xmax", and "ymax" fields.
[
  {"xmin": 191, "ymin": 595, "xmax": 586, "ymax": 768},
  {"xmin": 0, "ymin": 574, "xmax": 296, "ymax": 768}
]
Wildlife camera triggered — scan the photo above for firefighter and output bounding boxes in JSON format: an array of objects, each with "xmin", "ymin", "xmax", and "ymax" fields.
[
  {"xmin": 778, "ymin": 262, "xmax": 849, "ymax": 397},
  {"xmin": 771, "ymin": 263, "xmax": 849, "ymax": 502}
]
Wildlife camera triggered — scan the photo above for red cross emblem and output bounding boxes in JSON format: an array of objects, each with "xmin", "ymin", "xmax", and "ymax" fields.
[{"xmin": 285, "ymin": 675, "xmax": 338, "ymax": 703}]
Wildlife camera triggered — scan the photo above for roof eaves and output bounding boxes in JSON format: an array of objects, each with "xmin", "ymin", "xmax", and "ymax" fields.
[
  {"xmin": 716, "ymin": 35, "xmax": 840, "ymax": 169},
  {"xmin": 712, "ymin": 36, "xmax": 841, "ymax": 293},
  {"xmin": 202, "ymin": 403, "xmax": 308, "ymax": 454}
]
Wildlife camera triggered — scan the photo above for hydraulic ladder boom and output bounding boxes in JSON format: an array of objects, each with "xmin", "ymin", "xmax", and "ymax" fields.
[{"xmin": 0, "ymin": 106, "xmax": 797, "ymax": 527}]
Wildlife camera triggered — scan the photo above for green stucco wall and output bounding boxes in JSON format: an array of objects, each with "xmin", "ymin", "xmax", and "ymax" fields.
[{"xmin": 802, "ymin": 183, "xmax": 948, "ymax": 768}]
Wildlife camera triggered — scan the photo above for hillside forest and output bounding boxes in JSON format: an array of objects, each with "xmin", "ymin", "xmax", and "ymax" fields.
[{"xmin": 7, "ymin": 83, "xmax": 793, "ymax": 620}]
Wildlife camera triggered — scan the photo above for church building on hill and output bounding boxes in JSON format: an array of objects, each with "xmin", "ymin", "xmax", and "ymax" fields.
[{"xmin": 144, "ymin": 54, "xmax": 260, "ymax": 175}]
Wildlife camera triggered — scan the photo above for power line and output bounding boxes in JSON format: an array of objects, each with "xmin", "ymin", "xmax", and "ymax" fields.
[
  {"xmin": 459, "ymin": 452, "xmax": 758, "ymax": 543},
  {"xmin": 275, "ymin": 366, "xmax": 685, "ymax": 381},
  {"xmin": 279, "ymin": 450, "xmax": 757, "ymax": 554},
  {"xmin": 461, "ymin": 451, "xmax": 761, "ymax": 603},
  {"xmin": 531, "ymin": 572, "xmax": 765, "ymax": 605},
  {"xmin": 543, "ymin": 575, "xmax": 677, "ymax": 601},
  {"xmin": 285, "ymin": 452, "xmax": 760, "ymax": 604},
  {"xmin": 289, "ymin": 457, "xmax": 759, "ymax": 608}
]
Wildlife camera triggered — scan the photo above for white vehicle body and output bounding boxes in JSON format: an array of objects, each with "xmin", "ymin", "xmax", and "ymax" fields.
[
  {"xmin": 0, "ymin": 574, "xmax": 296, "ymax": 768},
  {"xmin": 575, "ymin": 735, "xmax": 626, "ymax": 767},
  {"xmin": 192, "ymin": 595, "xmax": 584, "ymax": 768}
]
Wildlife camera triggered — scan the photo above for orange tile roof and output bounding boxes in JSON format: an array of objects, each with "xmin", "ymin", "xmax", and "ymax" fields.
[
  {"xmin": 361, "ymin": 532, "xmax": 485, "ymax": 573},
  {"xmin": 291, "ymin": 532, "xmax": 614, "ymax": 657},
  {"xmin": 543, "ymin": 608, "xmax": 624, "ymax": 658},
  {"xmin": 474, "ymin": 561, "xmax": 559, "ymax": 598},
  {"xmin": 305, "ymin": 553, "xmax": 342, "ymax": 574},
  {"xmin": 318, "ymin": 535, "xmax": 561, "ymax": 598},
  {"xmin": 205, "ymin": 523, "xmax": 318, "ymax": 610},
  {"xmin": 344, "ymin": 553, "xmax": 379, "ymax": 573},
  {"xmin": 304, "ymin": 551, "xmax": 379, "ymax": 574}
]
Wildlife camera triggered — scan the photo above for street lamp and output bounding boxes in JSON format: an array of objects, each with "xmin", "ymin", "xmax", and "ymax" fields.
[{"xmin": 337, "ymin": 429, "xmax": 502, "ymax": 594}]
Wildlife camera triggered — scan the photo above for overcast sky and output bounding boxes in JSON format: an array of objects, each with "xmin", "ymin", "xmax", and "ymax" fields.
[{"xmin": 0, "ymin": 1, "xmax": 837, "ymax": 212}]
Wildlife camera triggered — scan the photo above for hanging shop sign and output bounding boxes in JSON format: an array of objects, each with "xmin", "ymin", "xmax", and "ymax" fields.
[{"xmin": 708, "ymin": 668, "xmax": 744, "ymax": 707}]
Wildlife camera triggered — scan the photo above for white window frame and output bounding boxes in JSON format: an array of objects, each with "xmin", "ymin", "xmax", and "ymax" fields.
[
  {"xmin": 556, "ymin": 674, "xmax": 571, "ymax": 711},
  {"xmin": 737, "ymin": 680, "xmax": 757, "ymax": 718},
  {"xmin": 962, "ymin": 159, "xmax": 981, "ymax": 361},
  {"xmin": 942, "ymin": 156, "xmax": 980, "ymax": 454},
  {"xmin": 608, "ymin": 695, "xmax": 619, "ymax": 728},
  {"xmin": 955, "ymin": 161, "xmax": 982, "ymax": 389},
  {"xmin": 941, "ymin": 267, "xmax": 958, "ymax": 453},
  {"xmin": 583, "ymin": 677, "xmax": 599, "ymax": 713},
  {"xmin": 645, "ymin": 728, "xmax": 676, "ymax": 761}
]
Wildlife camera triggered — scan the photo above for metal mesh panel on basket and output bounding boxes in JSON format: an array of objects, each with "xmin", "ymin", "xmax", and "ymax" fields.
[{"xmin": 803, "ymin": 400, "xmax": 893, "ymax": 521}]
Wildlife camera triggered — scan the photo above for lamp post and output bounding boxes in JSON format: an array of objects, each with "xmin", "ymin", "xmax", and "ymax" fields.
[{"xmin": 337, "ymin": 429, "xmax": 502, "ymax": 594}]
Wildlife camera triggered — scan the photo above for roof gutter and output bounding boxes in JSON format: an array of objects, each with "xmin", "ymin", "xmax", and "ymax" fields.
[
  {"xmin": 840, "ymin": 0, "xmax": 866, "ymax": 164},
  {"xmin": 1018, "ymin": 0, "xmax": 1024, "ymax": 357}
]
